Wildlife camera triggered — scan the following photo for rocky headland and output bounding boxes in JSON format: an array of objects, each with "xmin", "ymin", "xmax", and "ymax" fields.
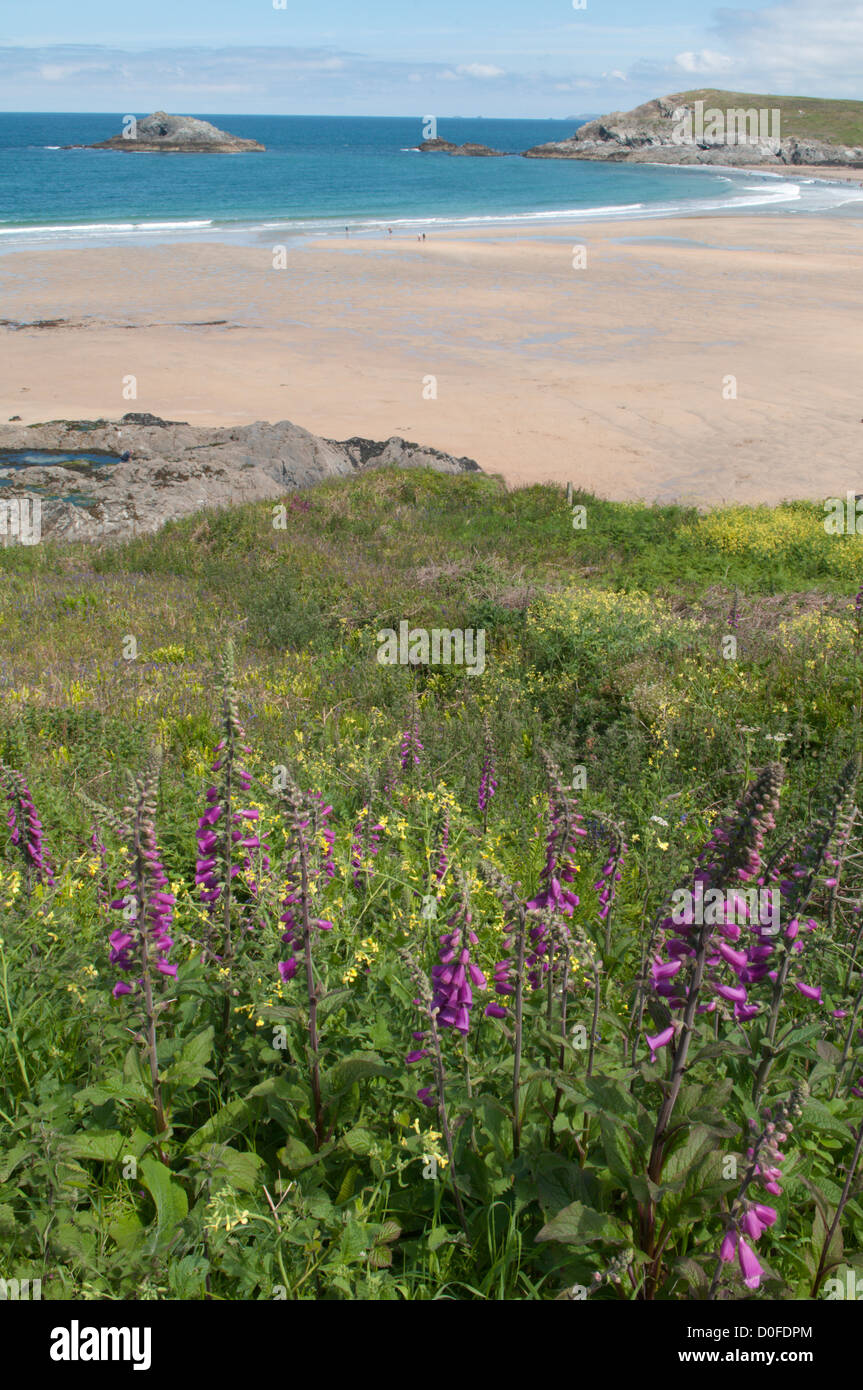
[
  {"xmin": 523, "ymin": 94, "xmax": 863, "ymax": 167},
  {"xmin": 68, "ymin": 111, "xmax": 265, "ymax": 153},
  {"xmin": 420, "ymin": 92, "xmax": 863, "ymax": 169},
  {"xmin": 0, "ymin": 415, "xmax": 479, "ymax": 544}
]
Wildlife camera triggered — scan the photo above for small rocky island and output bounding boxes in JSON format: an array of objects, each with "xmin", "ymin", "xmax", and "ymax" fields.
[
  {"xmin": 70, "ymin": 111, "xmax": 265, "ymax": 153},
  {"xmin": 417, "ymin": 138, "xmax": 507, "ymax": 157}
]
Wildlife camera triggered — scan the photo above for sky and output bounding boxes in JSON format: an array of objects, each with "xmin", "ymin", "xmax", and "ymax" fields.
[{"xmin": 1, "ymin": 0, "xmax": 861, "ymax": 117}]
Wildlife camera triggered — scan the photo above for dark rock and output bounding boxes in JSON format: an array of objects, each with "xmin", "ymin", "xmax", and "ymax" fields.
[
  {"xmin": 0, "ymin": 417, "xmax": 482, "ymax": 544},
  {"xmin": 418, "ymin": 139, "xmax": 506, "ymax": 156},
  {"xmin": 74, "ymin": 111, "xmax": 265, "ymax": 153}
]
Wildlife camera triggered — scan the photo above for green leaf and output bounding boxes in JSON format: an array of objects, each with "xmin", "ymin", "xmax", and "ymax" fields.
[
  {"xmin": 802, "ymin": 1099, "xmax": 854, "ymax": 1142},
  {"xmin": 185, "ymin": 1098, "xmax": 256, "ymax": 1153},
  {"xmin": 65, "ymin": 1131, "xmax": 128, "ymax": 1164},
  {"xmin": 139, "ymin": 1156, "xmax": 188, "ymax": 1236},
  {"xmin": 277, "ymin": 1137, "xmax": 334, "ymax": 1173},
  {"xmin": 323, "ymin": 1052, "xmax": 393, "ymax": 1098},
  {"xmin": 339, "ymin": 1217, "xmax": 369, "ymax": 1263},
  {"xmin": 341, "ymin": 1127, "xmax": 375, "ymax": 1157},
  {"xmin": 428, "ymin": 1225, "xmax": 451, "ymax": 1252},
  {"xmin": 0, "ymin": 1144, "xmax": 30, "ymax": 1183},
  {"xmin": 599, "ymin": 1114, "xmax": 635, "ymax": 1184},
  {"xmin": 194, "ymin": 1145, "xmax": 264, "ymax": 1193},
  {"xmin": 536, "ymin": 1201, "xmax": 616, "ymax": 1246},
  {"xmin": 74, "ymin": 1078, "xmax": 147, "ymax": 1108},
  {"xmin": 335, "ymin": 1165, "xmax": 360, "ymax": 1204},
  {"xmin": 662, "ymin": 1124, "xmax": 716, "ymax": 1185},
  {"xmin": 812, "ymin": 1206, "xmax": 843, "ymax": 1272},
  {"xmin": 163, "ymin": 1027, "xmax": 216, "ymax": 1087},
  {"xmin": 108, "ymin": 1211, "xmax": 146, "ymax": 1251},
  {"xmin": 674, "ymin": 1255, "xmax": 709, "ymax": 1297},
  {"xmin": 318, "ymin": 989, "xmax": 352, "ymax": 1022}
]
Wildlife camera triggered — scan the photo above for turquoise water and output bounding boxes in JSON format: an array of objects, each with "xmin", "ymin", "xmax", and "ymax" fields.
[
  {"xmin": 0, "ymin": 449, "xmax": 125, "ymax": 478},
  {"xmin": 1, "ymin": 113, "xmax": 861, "ymax": 251}
]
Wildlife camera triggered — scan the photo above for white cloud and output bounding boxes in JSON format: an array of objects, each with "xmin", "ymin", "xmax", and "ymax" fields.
[
  {"xmin": 674, "ymin": 50, "xmax": 734, "ymax": 75},
  {"xmin": 455, "ymin": 63, "xmax": 505, "ymax": 79}
]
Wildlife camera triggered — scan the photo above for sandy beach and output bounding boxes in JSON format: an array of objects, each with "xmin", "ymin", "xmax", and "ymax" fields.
[{"xmin": 2, "ymin": 211, "xmax": 863, "ymax": 505}]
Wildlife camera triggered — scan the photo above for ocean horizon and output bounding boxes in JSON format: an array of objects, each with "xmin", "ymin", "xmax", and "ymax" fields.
[{"xmin": 2, "ymin": 112, "xmax": 862, "ymax": 252}]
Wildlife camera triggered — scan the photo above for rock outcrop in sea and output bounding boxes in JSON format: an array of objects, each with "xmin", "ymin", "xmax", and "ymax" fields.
[
  {"xmin": 72, "ymin": 112, "xmax": 265, "ymax": 153},
  {"xmin": 418, "ymin": 139, "xmax": 507, "ymax": 156},
  {"xmin": 0, "ymin": 415, "xmax": 479, "ymax": 544}
]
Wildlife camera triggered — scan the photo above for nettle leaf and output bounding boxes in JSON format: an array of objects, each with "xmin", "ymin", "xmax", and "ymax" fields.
[
  {"xmin": 802, "ymin": 1099, "xmax": 855, "ymax": 1142},
  {"xmin": 139, "ymin": 1156, "xmax": 188, "ymax": 1235},
  {"xmin": 340, "ymin": 1217, "xmax": 370, "ymax": 1263},
  {"xmin": 163, "ymin": 1027, "xmax": 216, "ymax": 1087},
  {"xmin": 536, "ymin": 1201, "xmax": 618, "ymax": 1246},
  {"xmin": 107, "ymin": 1210, "xmax": 146, "ymax": 1251},
  {"xmin": 317, "ymin": 989, "xmax": 352, "ymax": 1023},
  {"xmin": 74, "ymin": 1078, "xmax": 147, "ymax": 1109},
  {"xmin": 0, "ymin": 1144, "xmax": 30, "ymax": 1183},
  {"xmin": 277, "ymin": 1137, "xmax": 335, "ymax": 1173},
  {"xmin": 196, "ymin": 1145, "xmax": 264, "ymax": 1194},
  {"xmin": 185, "ymin": 1098, "xmax": 256, "ymax": 1153},
  {"xmin": 798, "ymin": 1173, "xmax": 846, "ymax": 1216},
  {"xmin": 323, "ymin": 1052, "xmax": 393, "ymax": 1098},
  {"xmin": 65, "ymin": 1131, "xmax": 128, "ymax": 1164},
  {"xmin": 341, "ymin": 1126, "xmax": 376, "ymax": 1157}
]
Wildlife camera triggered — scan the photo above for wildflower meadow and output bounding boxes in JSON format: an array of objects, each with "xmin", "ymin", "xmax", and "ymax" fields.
[{"xmin": 1, "ymin": 470, "xmax": 861, "ymax": 1307}]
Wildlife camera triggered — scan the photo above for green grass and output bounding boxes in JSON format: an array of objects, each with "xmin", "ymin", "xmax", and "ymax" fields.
[
  {"xmin": 671, "ymin": 89, "xmax": 863, "ymax": 147},
  {"xmin": 0, "ymin": 470, "xmax": 861, "ymax": 1302}
]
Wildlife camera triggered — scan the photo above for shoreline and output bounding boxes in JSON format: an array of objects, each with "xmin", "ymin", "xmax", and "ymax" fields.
[
  {"xmin": 2, "ymin": 211, "xmax": 862, "ymax": 507},
  {"xmin": 1, "ymin": 162, "xmax": 862, "ymax": 256}
]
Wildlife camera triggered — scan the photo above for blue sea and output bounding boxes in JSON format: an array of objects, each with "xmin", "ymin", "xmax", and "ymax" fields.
[{"xmin": 1, "ymin": 112, "xmax": 862, "ymax": 251}]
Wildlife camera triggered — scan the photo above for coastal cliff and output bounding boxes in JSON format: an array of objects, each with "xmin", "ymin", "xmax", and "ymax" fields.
[
  {"xmin": 420, "ymin": 92, "xmax": 863, "ymax": 168},
  {"xmin": 524, "ymin": 92, "xmax": 863, "ymax": 167},
  {"xmin": 72, "ymin": 111, "xmax": 265, "ymax": 153}
]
